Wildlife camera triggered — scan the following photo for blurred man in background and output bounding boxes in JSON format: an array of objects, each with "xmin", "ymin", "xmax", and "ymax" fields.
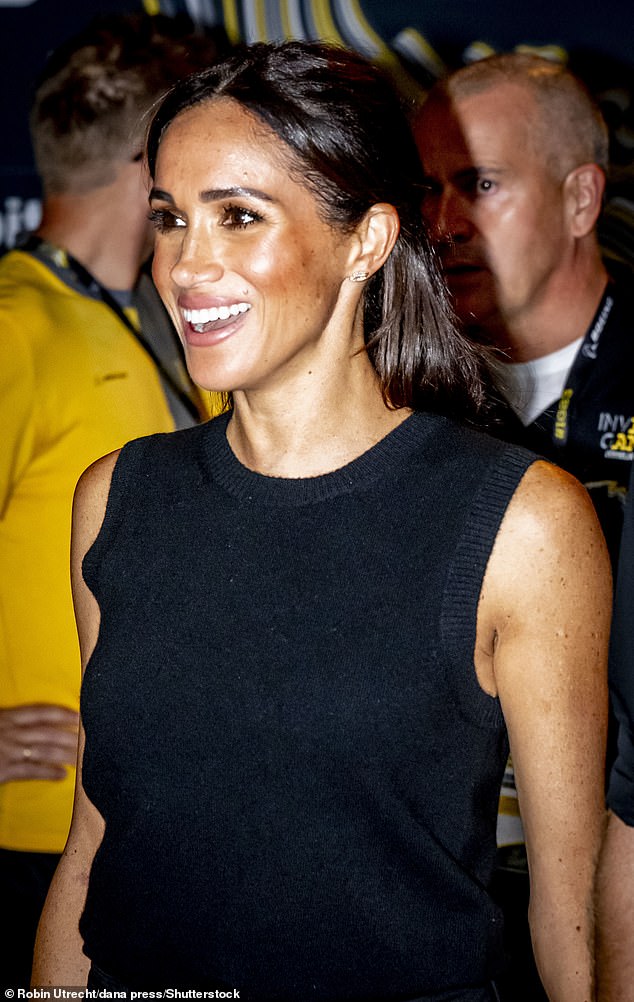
[
  {"xmin": 0, "ymin": 12, "xmax": 226, "ymax": 985},
  {"xmin": 413, "ymin": 51, "xmax": 634, "ymax": 1001}
]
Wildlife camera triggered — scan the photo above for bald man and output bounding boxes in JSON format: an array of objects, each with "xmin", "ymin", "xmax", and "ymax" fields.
[
  {"xmin": 413, "ymin": 53, "xmax": 634, "ymax": 1002},
  {"xmin": 413, "ymin": 52, "xmax": 633, "ymax": 568}
]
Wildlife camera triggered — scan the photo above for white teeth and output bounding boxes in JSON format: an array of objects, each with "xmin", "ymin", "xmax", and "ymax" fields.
[{"xmin": 182, "ymin": 302, "xmax": 251, "ymax": 325}]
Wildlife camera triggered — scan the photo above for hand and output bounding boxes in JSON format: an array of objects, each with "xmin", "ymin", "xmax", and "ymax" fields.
[{"xmin": 0, "ymin": 703, "xmax": 80, "ymax": 783}]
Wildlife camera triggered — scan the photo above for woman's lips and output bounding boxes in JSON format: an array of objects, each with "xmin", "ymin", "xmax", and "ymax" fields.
[
  {"xmin": 182, "ymin": 302, "xmax": 251, "ymax": 333},
  {"xmin": 179, "ymin": 302, "xmax": 252, "ymax": 344}
]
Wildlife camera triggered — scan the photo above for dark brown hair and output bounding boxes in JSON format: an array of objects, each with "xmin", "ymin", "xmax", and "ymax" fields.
[{"xmin": 147, "ymin": 40, "xmax": 496, "ymax": 419}]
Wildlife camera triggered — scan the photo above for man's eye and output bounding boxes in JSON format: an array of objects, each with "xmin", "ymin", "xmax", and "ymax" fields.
[
  {"xmin": 420, "ymin": 180, "xmax": 442, "ymax": 201},
  {"xmin": 476, "ymin": 178, "xmax": 496, "ymax": 194},
  {"xmin": 148, "ymin": 208, "xmax": 186, "ymax": 231},
  {"xmin": 221, "ymin": 204, "xmax": 264, "ymax": 229}
]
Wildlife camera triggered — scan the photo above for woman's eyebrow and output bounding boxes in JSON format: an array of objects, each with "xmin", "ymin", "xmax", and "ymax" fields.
[
  {"xmin": 200, "ymin": 185, "xmax": 276, "ymax": 204},
  {"xmin": 148, "ymin": 185, "xmax": 276, "ymax": 204}
]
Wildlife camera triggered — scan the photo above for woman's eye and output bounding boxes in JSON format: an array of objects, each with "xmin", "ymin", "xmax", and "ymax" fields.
[
  {"xmin": 221, "ymin": 204, "xmax": 264, "ymax": 229},
  {"xmin": 476, "ymin": 178, "xmax": 496, "ymax": 194},
  {"xmin": 148, "ymin": 208, "xmax": 186, "ymax": 232}
]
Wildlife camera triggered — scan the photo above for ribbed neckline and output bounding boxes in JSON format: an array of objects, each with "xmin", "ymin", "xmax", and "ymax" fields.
[{"xmin": 200, "ymin": 410, "xmax": 436, "ymax": 507}]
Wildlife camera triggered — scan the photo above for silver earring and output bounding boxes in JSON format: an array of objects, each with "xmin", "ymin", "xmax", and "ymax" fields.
[{"xmin": 349, "ymin": 271, "xmax": 369, "ymax": 283}]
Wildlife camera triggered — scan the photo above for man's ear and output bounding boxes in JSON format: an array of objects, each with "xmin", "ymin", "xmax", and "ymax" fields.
[
  {"xmin": 564, "ymin": 163, "xmax": 606, "ymax": 238},
  {"xmin": 347, "ymin": 202, "xmax": 400, "ymax": 278}
]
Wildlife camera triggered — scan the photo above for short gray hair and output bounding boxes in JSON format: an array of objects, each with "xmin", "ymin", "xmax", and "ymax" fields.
[{"xmin": 426, "ymin": 52, "xmax": 609, "ymax": 179}]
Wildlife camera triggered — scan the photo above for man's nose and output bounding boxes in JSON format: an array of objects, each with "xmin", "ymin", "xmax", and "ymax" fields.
[{"xmin": 423, "ymin": 188, "xmax": 474, "ymax": 245}]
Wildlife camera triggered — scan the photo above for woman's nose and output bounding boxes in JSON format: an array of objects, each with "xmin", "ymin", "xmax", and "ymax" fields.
[{"xmin": 169, "ymin": 232, "xmax": 224, "ymax": 288}]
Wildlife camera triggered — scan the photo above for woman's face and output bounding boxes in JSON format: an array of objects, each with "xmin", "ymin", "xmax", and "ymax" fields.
[{"xmin": 150, "ymin": 98, "xmax": 361, "ymax": 393}]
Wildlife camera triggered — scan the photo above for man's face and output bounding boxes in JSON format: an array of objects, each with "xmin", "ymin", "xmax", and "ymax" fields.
[{"xmin": 414, "ymin": 82, "xmax": 570, "ymax": 344}]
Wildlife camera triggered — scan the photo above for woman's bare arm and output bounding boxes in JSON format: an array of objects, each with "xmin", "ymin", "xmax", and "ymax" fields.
[
  {"xmin": 32, "ymin": 450, "xmax": 120, "ymax": 986},
  {"xmin": 476, "ymin": 460, "xmax": 611, "ymax": 1002},
  {"xmin": 31, "ymin": 729, "xmax": 105, "ymax": 985}
]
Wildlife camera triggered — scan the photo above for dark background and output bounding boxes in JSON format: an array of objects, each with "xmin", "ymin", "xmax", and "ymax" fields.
[{"xmin": 1, "ymin": 0, "xmax": 632, "ymax": 252}]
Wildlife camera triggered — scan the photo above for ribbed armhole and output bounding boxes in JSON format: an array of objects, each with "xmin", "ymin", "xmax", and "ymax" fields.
[
  {"xmin": 440, "ymin": 448, "xmax": 536, "ymax": 729},
  {"xmin": 81, "ymin": 435, "xmax": 153, "ymax": 596}
]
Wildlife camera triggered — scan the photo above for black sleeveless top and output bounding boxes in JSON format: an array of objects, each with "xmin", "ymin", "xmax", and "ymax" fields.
[{"xmin": 79, "ymin": 411, "xmax": 535, "ymax": 999}]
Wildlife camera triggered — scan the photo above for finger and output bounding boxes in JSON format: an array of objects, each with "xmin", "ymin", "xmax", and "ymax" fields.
[
  {"xmin": 0, "ymin": 741, "xmax": 73, "ymax": 782},
  {"xmin": 29, "ymin": 738, "xmax": 77, "ymax": 763},
  {"xmin": 4, "ymin": 724, "xmax": 80, "ymax": 750},
  {"xmin": 0, "ymin": 731, "xmax": 79, "ymax": 774},
  {"xmin": 4, "ymin": 760, "xmax": 70, "ymax": 782},
  {"xmin": 0, "ymin": 704, "xmax": 79, "ymax": 728}
]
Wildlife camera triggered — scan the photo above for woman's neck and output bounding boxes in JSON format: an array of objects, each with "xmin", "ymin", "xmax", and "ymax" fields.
[{"xmin": 227, "ymin": 359, "xmax": 410, "ymax": 479}]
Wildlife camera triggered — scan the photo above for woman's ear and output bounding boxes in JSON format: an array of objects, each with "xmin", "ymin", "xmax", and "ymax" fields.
[
  {"xmin": 348, "ymin": 203, "xmax": 400, "ymax": 278},
  {"xmin": 564, "ymin": 163, "xmax": 605, "ymax": 238}
]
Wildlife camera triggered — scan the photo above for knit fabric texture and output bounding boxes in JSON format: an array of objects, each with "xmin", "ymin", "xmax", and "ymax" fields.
[{"xmin": 79, "ymin": 411, "xmax": 535, "ymax": 998}]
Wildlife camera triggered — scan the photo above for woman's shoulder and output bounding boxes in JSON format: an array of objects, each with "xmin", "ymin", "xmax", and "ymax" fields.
[
  {"xmin": 71, "ymin": 449, "xmax": 123, "ymax": 579},
  {"xmin": 74, "ymin": 449, "xmax": 121, "ymax": 518},
  {"xmin": 487, "ymin": 458, "xmax": 612, "ymax": 608},
  {"xmin": 413, "ymin": 410, "xmax": 539, "ymax": 494},
  {"xmin": 501, "ymin": 459, "xmax": 602, "ymax": 546},
  {"xmin": 423, "ymin": 409, "xmax": 535, "ymax": 458}
]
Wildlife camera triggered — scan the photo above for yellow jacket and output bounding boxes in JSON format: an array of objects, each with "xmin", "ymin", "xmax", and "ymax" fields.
[{"xmin": 0, "ymin": 249, "xmax": 175, "ymax": 852}]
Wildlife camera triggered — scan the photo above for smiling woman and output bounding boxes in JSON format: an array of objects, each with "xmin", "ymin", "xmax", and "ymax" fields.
[
  {"xmin": 32, "ymin": 41, "xmax": 611, "ymax": 1002},
  {"xmin": 148, "ymin": 97, "xmax": 377, "ymax": 405}
]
